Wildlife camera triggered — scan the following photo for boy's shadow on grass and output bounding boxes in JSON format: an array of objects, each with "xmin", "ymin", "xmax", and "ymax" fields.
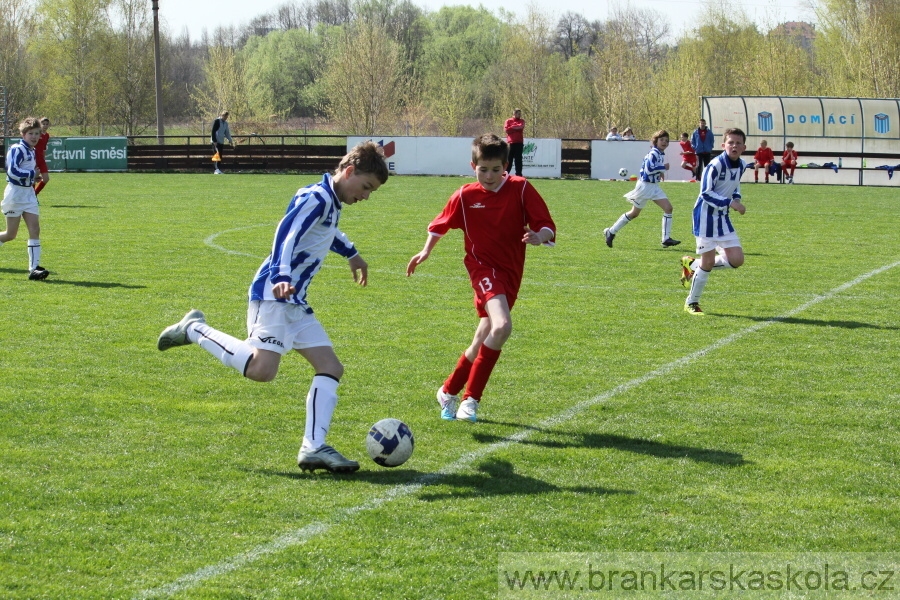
[
  {"xmin": 415, "ymin": 459, "xmax": 634, "ymax": 501},
  {"xmin": 473, "ymin": 431, "xmax": 749, "ymax": 466},
  {"xmin": 246, "ymin": 459, "xmax": 635, "ymax": 500},
  {"xmin": 248, "ymin": 466, "xmax": 424, "ymax": 481},
  {"xmin": 717, "ymin": 313, "xmax": 897, "ymax": 330},
  {"xmin": 0, "ymin": 268, "xmax": 146, "ymax": 289}
]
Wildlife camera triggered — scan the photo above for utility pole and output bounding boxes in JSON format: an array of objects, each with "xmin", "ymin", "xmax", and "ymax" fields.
[{"xmin": 152, "ymin": 0, "xmax": 165, "ymax": 143}]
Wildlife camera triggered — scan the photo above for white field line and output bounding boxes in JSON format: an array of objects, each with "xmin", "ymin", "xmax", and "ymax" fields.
[{"xmin": 142, "ymin": 250, "xmax": 899, "ymax": 599}]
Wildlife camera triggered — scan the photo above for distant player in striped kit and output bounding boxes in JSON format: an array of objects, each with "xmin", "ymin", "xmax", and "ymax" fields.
[
  {"xmin": 158, "ymin": 141, "xmax": 389, "ymax": 472},
  {"xmin": 680, "ymin": 128, "xmax": 748, "ymax": 316},
  {"xmin": 604, "ymin": 129, "xmax": 681, "ymax": 249},
  {"xmin": 1, "ymin": 117, "xmax": 49, "ymax": 280}
]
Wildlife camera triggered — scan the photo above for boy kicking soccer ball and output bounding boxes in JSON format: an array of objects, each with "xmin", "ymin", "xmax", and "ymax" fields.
[
  {"xmin": 680, "ymin": 128, "xmax": 748, "ymax": 315},
  {"xmin": 158, "ymin": 141, "xmax": 389, "ymax": 472}
]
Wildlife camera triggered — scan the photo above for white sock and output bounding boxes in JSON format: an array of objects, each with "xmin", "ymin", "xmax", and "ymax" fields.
[
  {"xmin": 302, "ymin": 374, "xmax": 339, "ymax": 451},
  {"xmin": 609, "ymin": 213, "xmax": 631, "ymax": 234},
  {"xmin": 686, "ymin": 267, "xmax": 710, "ymax": 305},
  {"xmin": 662, "ymin": 213, "xmax": 672, "ymax": 241},
  {"xmin": 27, "ymin": 239, "xmax": 40, "ymax": 270},
  {"xmin": 190, "ymin": 322, "xmax": 255, "ymax": 375}
]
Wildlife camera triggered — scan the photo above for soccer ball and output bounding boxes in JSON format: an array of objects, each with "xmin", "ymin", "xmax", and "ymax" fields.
[
  {"xmin": 366, "ymin": 418, "xmax": 414, "ymax": 467},
  {"xmin": 618, "ymin": 168, "xmax": 628, "ymax": 177}
]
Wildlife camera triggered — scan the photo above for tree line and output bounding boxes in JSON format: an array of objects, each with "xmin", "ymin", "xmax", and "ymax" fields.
[{"xmin": 1, "ymin": 0, "xmax": 898, "ymax": 140}]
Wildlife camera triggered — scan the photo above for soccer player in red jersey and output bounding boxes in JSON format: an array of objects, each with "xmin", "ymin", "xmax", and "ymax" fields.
[
  {"xmin": 33, "ymin": 117, "xmax": 51, "ymax": 195},
  {"xmin": 407, "ymin": 133, "xmax": 556, "ymax": 423},
  {"xmin": 679, "ymin": 132, "xmax": 698, "ymax": 179},
  {"xmin": 782, "ymin": 141, "xmax": 798, "ymax": 183},
  {"xmin": 753, "ymin": 139, "xmax": 775, "ymax": 183}
]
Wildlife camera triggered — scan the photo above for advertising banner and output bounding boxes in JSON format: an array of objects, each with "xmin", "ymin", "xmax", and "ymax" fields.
[
  {"xmin": 4, "ymin": 136, "xmax": 127, "ymax": 171},
  {"xmin": 348, "ymin": 136, "xmax": 562, "ymax": 178}
]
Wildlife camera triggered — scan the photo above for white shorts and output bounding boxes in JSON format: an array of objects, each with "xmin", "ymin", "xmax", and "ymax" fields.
[
  {"xmin": 246, "ymin": 300, "xmax": 332, "ymax": 355},
  {"xmin": 624, "ymin": 180, "xmax": 667, "ymax": 209},
  {"xmin": 2, "ymin": 184, "xmax": 39, "ymax": 218},
  {"xmin": 695, "ymin": 231, "xmax": 741, "ymax": 255}
]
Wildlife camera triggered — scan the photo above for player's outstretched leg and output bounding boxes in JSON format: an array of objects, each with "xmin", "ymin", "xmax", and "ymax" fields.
[
  {"xmin": 298, "ymin": 445, "xmax": 360, "ymax": 473},
  {"xmin": 157, "ymin": 309, "xmax": 206, "ymax": 350}
]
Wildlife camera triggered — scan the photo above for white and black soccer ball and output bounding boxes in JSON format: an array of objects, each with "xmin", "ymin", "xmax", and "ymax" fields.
[
  {"xmin": 618, "ymin": 167, "xmax": 628, "ymax": 177},
  {"xmin": 366, "ymin": 418, "xmax": 414, "ymax": 467}
]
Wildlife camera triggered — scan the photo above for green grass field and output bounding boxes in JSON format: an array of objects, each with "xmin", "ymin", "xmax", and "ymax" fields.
[{"xmin": 1, "ymin": 173, "xmax": 897, "ymax": 599}]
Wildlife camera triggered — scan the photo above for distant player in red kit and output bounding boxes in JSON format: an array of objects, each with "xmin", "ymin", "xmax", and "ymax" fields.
[
  {"xmin": 679, "ymin": 132, "xmax": 698, "ymax": 179},
  {"xmin": 407, "ymin": 133, "xmax": 556, "ymax": 423},
  {"xmin": 33, "ymin": 117, "xmax": 51, "ymax": 195}
]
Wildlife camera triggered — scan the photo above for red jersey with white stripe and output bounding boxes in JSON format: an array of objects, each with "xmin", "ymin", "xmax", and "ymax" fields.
[{"xmin": 427, "ymin": 175, "xmax": 555, "ymax": 295}]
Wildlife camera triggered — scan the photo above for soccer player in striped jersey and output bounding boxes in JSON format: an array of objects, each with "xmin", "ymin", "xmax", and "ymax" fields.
[
  {"xmin": 407, "ymin": 133, "xmax": 556, "ymax": 423},
  {"xmin": 158, "ymin": 141, "xmax": 389, "ymax": 472},
  {"xmin": 1, "ymin": 117, "xmax": 49, "ymax": 280},
  {"xmin": 603, "ymin": 130, "xmax": 681, "ymax": 249},
  {"xmin": 680, "ymin": 128, "xmax": 748, "ymax": 316}
]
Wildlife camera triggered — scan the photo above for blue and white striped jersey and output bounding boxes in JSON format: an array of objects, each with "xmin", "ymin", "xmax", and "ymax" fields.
[
  {"xmin": 692, "ymin": 152, "xmax": 747, "ymax": 238},
  {"xmin": 638, "ymin": 147, "xmax": 667, "ymax": 183},
  {"xmin": 6, "ymin": 139, "xmax": 37, "ymax": 187},
  {"xmin": 248, "ymin": 173, "xmax": 357, "ymax": 312}
]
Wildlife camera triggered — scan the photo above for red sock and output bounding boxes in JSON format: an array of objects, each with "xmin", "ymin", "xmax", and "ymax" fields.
[
  {"xmin": 463, "ymin": 345, "xmax": 502, "ymax": 401},
  {"xmin": 34, "ymin": 180, "xmax": 46, "ymax": 195},
  {"xmin": 443, "ymin": 353, "xmax": 473, "ymax": 396}
]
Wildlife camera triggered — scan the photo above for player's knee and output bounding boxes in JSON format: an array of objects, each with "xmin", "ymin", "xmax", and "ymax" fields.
[
  {"xmin": 730, "ymin": 256, "xmax": 744, "ymax": 269},
  {"xmin": 491, "ymin": 321, "xmax": 512, "ymax": 343},
  {"xmin": 244, "ymin": 360, "xmax": 279, "ymax": 382}
]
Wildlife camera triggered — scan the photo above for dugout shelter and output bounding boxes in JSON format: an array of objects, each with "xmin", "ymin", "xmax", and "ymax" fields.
[{"xmin": 702, "ymin": 96, "xmax": 900, "ymax": 187}]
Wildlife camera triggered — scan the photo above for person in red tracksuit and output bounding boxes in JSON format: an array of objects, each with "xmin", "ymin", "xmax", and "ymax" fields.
[
  {"xmin": 753, "ymin": 139, "xmax": 775, "ymax": 183},
  {"xmin": 407, "ymin": 133, "xmax": 556, "ymax": 423},
  {"xmin": 504, "ymin": 108, "xmax": 525, "ymax": 176}
]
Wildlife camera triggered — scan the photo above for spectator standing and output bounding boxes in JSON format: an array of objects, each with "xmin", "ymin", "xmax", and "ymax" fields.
[
  {"xmin": 691, "ymin": 119, "xmax": 714, "ymax": 175},
  {"xmin": 621, "ymin": 127, "xmax": 636, "ymax": 141},
  {"xmin": 504, "ymin": 108, "xmax": 525, "ymax": 176},
  {"xmin": 606, "ymin": 127, "xmax": 623, "ymax": 141},
  {"xmin": 211, "ymin": 111, "xmax": 234, "ymax": 175}
]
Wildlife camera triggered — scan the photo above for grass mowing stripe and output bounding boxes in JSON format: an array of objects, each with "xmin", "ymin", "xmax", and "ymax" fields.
[{"xmin": 135, "ymin": 258, "xmax": 899, "ymax": 599}]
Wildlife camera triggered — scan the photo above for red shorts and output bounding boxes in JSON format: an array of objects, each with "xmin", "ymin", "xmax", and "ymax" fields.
[
  {"xmin": 682, "ymin": 156, "xmax": 697, "ymax": 169},
  {"xmin": 36, "ymin": 157, "xmax": 48, "ymax": 173},
  {"xmin": 469, "ymin": 265, "xmax": 518, "ymax": 318}
]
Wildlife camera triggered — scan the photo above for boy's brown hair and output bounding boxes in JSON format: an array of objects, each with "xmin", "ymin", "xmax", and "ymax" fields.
[
  {"xmin": 724, "ymin": 128, "xmax": 746, "ymax": 143},
  {"xmin": 786, "ymin": 141, "xmax": 794, "ymax": 148},
  {"xmin": 651, "ymin": 130, "xmax": 670, "ymax": 145},
  {"xmin": 337, "ymin": 140, "xmax": 390, "ymax": 184},
  {"xmin": 19, "ymin": 117, "xmax": 41, "ymax": 134},
  {"xmin": 471, "ymin": 133, "xmax": 509, "ymax": 165},
  {"xmin": 681, "ymin": 132, "xmax": 689, "ymax": 139}
]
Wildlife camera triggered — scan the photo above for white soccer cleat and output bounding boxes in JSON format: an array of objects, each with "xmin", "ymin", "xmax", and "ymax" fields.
[
  {"xmin": 455, "ymin": 398, "xmax": 479, "ymax": 423},
  {"xmin": 157, "ymin": 309, "xmax": 206, "ymax": 351},
  {"xmin": 436, "ymin": 387, "xmax": 459, "ymax": 421}
]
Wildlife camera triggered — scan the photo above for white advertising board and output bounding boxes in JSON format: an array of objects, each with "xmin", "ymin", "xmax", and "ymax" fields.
[
  {"xmin": 590, "ymin": 140, "xmax": 652, "ymax": 180},
  {"xmin": 347, "ymin": 136, "xmax": 562, "ymax": 178}
]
